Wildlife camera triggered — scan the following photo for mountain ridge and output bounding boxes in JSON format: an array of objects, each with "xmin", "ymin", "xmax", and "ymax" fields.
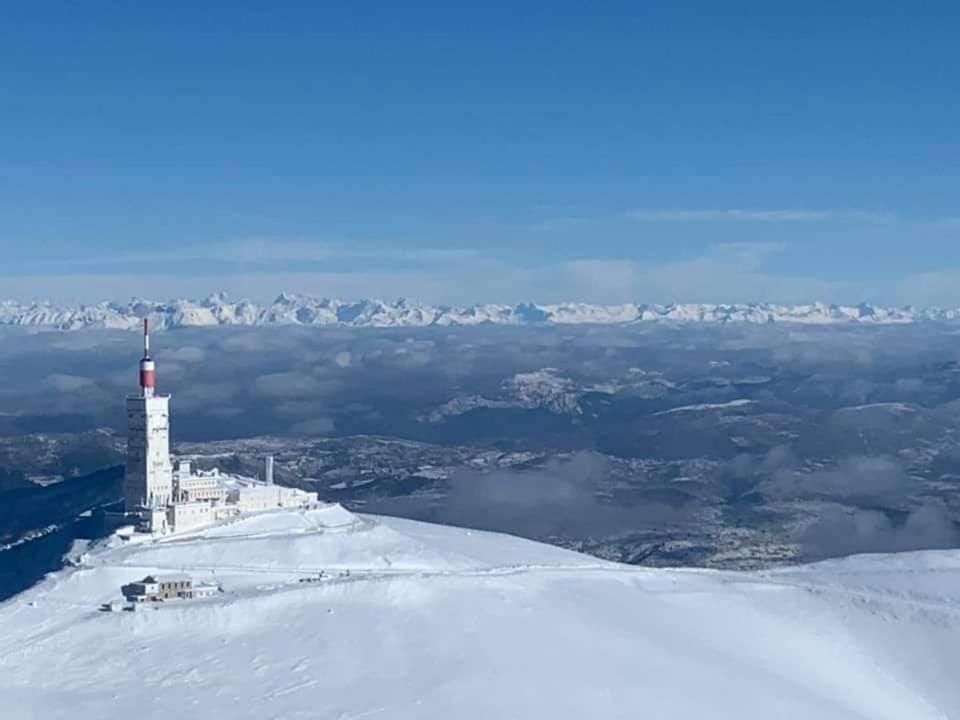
[
  {"xmin": 2, "ymin": 505, "xmax": 958, "ymax": 719},
  {"xmin": 3, "ymin": 293, "xmax": 959, "ymax": 330}
]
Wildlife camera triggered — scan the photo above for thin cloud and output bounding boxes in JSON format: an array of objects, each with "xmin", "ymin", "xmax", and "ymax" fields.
[
  {"xmin": 19, "ymin": 239, "xmax": 479, "ymax": 270},
  {"xmin": 922, "ymin": 217, "xmax": 960, "ymax": 231},
  {"xmin": 0, "ymin": 249, "xmax": 860, "ymax": 307},
  {"xmin": 626, "ymin": 209, "xmax": 896, "ymax": 224},
  {"xmin": 223, "ymin": 239, "xmax": 480, "ymax": 264},
  {"xmin": 703, "ymin": 241, "xmax": 789, "ymax": 268},
  {"xmin": 896, "ymin": 271, "xmax": 960, "ymax": 307},
  {"xmin": 45, "ymin": 373, "xmax": 97, "ymax": 393}
]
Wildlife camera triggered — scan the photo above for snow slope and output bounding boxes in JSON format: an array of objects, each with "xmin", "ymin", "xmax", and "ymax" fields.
[
  {"xmin": 3, "ymin": 293, "xmax": 960, "ymax": 329},
  {"xmin": 1, "ymin": 505, "xmax": 959, "ymax": 719}
]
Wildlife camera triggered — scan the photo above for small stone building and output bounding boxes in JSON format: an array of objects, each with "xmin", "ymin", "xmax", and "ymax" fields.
[{"xmin": 122, "ymin": 574, "xmax": 193, "ymax": 602}]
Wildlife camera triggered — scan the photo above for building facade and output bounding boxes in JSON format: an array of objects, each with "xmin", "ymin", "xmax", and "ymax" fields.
[
  {"xmin": 168, "ymin": 501, "xmax": 216, "ymax": 532},
  {"xmin": 175, "ymin": 473, "xmax": 228, "ymax": 503},
  {"xmin": 228, "ymin": 484, "xmax": 316, "ymax": 512},
  {"xmin": 124, "ymin": 394, "xmax": 174, "ymax": 510}
]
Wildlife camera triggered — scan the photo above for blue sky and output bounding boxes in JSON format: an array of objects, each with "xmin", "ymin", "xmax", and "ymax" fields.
[{"xmin": 2, "ymin": 2, "xmax": 959, "ymax": 305}]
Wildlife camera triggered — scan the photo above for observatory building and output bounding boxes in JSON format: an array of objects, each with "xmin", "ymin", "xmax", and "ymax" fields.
[{"xmin": 123, "ymin": 320, "xmax": 317, "ymax": 534}]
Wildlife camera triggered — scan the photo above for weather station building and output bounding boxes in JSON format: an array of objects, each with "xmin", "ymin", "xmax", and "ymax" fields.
[
  {"xmin": 123, "ymin": 320, "xmax": 318, "ymax": 534},
  {"xmin": 121, "ymin": 574, "xmax": 219, "ymax": 603}
]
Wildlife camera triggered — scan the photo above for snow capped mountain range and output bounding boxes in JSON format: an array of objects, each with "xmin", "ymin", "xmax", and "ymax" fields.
[{"xmin": 3, "ymin": 292, "xmax": 960, "ymax": 330}]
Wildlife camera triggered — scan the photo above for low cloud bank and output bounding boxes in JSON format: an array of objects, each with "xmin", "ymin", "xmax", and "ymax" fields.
[
  {"xmin": 439, "ymin": 452, "xmax": 687, "ymax": 539},
  {"xmin": 801, "ymin": 502, "xmax": 958, "ymax": 557}
]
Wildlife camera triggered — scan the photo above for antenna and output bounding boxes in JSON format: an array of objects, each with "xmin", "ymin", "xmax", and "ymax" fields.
[{"xmin": 139, "ymin": 318, "xmax": 156, "ymax": 398}]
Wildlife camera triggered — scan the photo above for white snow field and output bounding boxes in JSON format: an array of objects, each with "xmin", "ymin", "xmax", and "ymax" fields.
[{"xmin": 2, "ymin": 504, "xmax": 959, "ymax": 719}]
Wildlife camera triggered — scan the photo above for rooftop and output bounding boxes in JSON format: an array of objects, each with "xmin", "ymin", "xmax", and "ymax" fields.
[{"xmin": 142, "ymin": 574, "xmax": 191, "ymax": 584}]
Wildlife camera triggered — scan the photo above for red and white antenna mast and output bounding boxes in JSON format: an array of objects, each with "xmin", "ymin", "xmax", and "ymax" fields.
[{"xmin": 139, "ymin": 318, "xmax": 156, "ymax": 398}]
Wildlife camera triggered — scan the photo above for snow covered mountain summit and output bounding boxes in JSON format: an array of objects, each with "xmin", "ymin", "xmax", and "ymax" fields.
[
  {"xmin": 2, "ymin": 505, "xmax": 959, "ymax": 719},
  {"xmin": 2, "ymin": 293, "xmax": 959, "ymax": 330}
]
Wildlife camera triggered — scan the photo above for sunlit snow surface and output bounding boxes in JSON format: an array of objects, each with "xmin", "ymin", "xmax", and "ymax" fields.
[{"xmin": 2, "ymin": 505, "xmax": 959, "ymax": 719}]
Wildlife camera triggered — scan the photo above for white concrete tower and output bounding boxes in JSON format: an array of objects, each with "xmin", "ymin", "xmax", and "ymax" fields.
[{"xmin": 124, "ymin": 319, "xmax": 173, "ymax": 512}]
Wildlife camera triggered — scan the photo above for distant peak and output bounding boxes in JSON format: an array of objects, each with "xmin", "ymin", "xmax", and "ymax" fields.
[{"xmin": 204, "ymin": 291, "xmax": 230, "ymax": 305}]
